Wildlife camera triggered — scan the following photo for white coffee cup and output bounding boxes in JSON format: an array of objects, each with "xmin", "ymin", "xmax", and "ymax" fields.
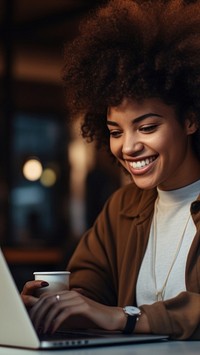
[{"xmin": 33, "ymin": 271, "xmax": 70, "ymax": 297}]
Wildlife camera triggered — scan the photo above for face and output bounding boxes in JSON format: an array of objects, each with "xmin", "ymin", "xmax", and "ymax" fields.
[{"xmin": 107, "ymin": 98, "xmax": 200, "ymax": 190}]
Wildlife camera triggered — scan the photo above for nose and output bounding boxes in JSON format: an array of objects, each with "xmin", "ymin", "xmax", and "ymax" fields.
[{"xmin": 122, "ymin": 133, "xmax": 144, "ymax": 156}]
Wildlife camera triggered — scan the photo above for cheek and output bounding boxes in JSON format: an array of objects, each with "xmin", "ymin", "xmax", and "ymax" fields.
[
  {"xmin": 151, "ymin": 132, "xmax": 175, "ymax": 153},
  {"xmin": 157, "ymin": 132, "xmax": 184, "ymax": 155},
  {"xmin": 110, "ymin": 139, "xmax": 121, "ymax": 158},
  {"xmin": 154, "ymin": 133, "xmax": 187, "ymax": 172}
]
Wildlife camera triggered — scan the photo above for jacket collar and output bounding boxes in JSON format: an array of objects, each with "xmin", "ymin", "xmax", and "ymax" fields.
[
  {"xmin": 120, "ymin": 185, "xmax": 158, "ymax": 219},
  {"xmin": 120, "ymin": 184, "xmax": 200, "ymax": 220}
]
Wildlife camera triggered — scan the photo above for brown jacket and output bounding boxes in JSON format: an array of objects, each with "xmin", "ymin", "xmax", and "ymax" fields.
[{"xmin": 68, "ymin": 182, "xmax": 200, "ymax": 340}]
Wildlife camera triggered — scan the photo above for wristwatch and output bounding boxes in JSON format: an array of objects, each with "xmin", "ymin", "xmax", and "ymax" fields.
[{"xmin": 122, "ymin": 306, "xmax": 141, "ymax": 334}]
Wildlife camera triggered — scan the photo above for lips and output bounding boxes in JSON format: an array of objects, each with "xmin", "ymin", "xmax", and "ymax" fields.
[{"xmin": 128, "ymin": 155, "xmax": 157, "ymax": 170}]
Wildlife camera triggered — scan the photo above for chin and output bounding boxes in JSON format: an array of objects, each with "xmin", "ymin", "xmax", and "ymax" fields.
[{"xmin": 132, "ymin": 177, "xmax": 158, "ymax": 190}]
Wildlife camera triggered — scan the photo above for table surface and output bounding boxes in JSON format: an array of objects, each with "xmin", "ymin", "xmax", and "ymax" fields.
[{"xmin": 0, "ymin": 340, "xmax": 199, "ymax": 355}]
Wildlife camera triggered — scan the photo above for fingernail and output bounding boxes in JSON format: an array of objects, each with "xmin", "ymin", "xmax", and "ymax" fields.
[{"xmin": 41, "ymin": 281, "xmax": 49, "ymax": 287}]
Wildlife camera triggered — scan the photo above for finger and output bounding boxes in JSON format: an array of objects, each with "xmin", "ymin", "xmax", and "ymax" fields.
[
  {"xmin": 51, "ymin": 302, "xmax": 88, "ymax": 333},
  {"xmin": 21, "ymin": 294, "xmax": 39, "ymax": 308},
  {"xmin": 31, "ymin": 291, "xmax": 86, "ymax": 333},
  {"xmin": 43, "ymin": 295, "xmax": 85, "ymax": 333},
  {"xmin": 57, "ymin": 290, "xmax": 83, "ymax": 301},
  {"xmin": 43, "ymin": 301, "xmax": 65, "ymax": 333},
  {"xmin": 21, "ymin": 280, "xmax": 49, "ymax": 296},
  {"xmin": 71, "ymin": 288, "xmax": 85, "ymax": 294},
  {"xmin": 30, "ymin": 294, "xmax": 58, "ymax": 331},
  {"xmin": 30, "ymin": 291, "xmax": 67, "ymax": 327}
]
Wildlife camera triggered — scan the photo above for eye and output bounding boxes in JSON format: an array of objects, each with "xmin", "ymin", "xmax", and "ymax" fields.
[
  {"xmin": 139, "ymin": 124, "xmax": 158, "ymax": 133},
  {"xmin": 109, "ymin": 129, "xmax": 122, "ymax": 138}
]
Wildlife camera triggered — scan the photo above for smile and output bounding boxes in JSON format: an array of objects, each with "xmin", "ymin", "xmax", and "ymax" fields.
[{"xmin": 129, "ymin": 156, "xmax": 157, "ymax": 170}]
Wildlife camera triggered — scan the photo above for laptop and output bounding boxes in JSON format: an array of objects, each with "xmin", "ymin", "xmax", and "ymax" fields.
[{"xmin": 0, "ymin": 248, "xmax": 168, "ymax": 349}]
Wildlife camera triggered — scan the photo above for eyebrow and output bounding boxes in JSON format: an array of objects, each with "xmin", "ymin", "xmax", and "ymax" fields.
[{"xmin": 107, "ymin": 113, "xmax": 162, "ymax": 126}]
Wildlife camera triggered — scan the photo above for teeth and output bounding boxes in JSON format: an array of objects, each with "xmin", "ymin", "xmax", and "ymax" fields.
[{"xmin": 130, "ymin": 156, "xmax": 156, "ymax": 169}]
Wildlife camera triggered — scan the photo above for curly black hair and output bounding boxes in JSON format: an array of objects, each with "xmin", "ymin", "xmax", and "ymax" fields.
[{"xmin": 62, "ymin": 0, "xmax": 200, "ymax": 156}]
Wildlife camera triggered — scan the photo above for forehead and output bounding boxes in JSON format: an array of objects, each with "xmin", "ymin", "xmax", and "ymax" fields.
[{"xmin": 107, "ymin": 97, "xmax": 177, "ymax": 120}]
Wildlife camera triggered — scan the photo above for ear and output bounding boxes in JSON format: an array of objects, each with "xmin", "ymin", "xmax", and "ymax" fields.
[{"xmin": 185, "ymin": 113, "xmax": 199, "ymax": 135}]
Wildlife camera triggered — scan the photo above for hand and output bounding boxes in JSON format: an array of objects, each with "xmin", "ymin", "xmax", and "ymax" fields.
[
  {"xmin": 29, "ymin": 289, "xmax": 127, "ymax": 334},
  {"xmin": 21, "ymin": 280, "xmax": 49, "ymax": 308}
]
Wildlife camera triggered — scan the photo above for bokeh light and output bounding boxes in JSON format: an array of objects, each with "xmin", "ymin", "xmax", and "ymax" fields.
[
  {"xmin": 23, "ymin": 158, "xmax": 43, "ymax": 181},
  {"xmin": 40, "ymin": 168, "xmax": 57, "ymax": 187}
]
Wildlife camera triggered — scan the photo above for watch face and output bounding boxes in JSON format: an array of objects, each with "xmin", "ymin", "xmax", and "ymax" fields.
[{"xmin": 123, "ymin": 306, "xmax": 141, "ymax": 316}]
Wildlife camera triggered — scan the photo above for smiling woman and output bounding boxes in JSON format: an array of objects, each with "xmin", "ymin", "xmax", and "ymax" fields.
[
  {"xmin": 107, "ymin": 97, "xmax": 199, "ymax": 190},
  {"xmin": 21, "ymin": 0, "xmax": 200, "ymax": 341}
]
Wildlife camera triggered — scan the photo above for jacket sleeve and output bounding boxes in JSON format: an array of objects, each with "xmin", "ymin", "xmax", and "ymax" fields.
[
  {"xmin": 67, "ymin": 198, "xmax": 118, "ymax": 306},
  {"xmin": 140, "ymin": 292, "xmax": 200, "ymax": 340}
]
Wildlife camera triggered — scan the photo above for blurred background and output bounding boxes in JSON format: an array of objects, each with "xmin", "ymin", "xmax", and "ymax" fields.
[{"xmin": 0, "ymin": 0, "xmax": 125, "ymax": 290}]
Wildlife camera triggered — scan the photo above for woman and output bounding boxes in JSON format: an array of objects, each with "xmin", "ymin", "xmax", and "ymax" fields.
[{"xmin": 21, "ymin": 0, "xmax": 200, "ymax": 340}]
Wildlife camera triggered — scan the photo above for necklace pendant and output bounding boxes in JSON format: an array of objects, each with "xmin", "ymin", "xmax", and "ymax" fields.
[{"xmin": 156, "ymin": 291, "xmax": 163, "ymax": 301}]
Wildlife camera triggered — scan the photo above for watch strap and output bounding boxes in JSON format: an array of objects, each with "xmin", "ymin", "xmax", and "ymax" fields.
[{"xmin": 122, "ymin": 314, "xmax": 138, "ymax": 334}]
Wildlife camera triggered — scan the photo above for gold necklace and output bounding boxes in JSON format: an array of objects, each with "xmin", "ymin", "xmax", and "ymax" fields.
[{"xmin": 153, "ymin": 198, "xmax": 191, "ymax": 301}]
